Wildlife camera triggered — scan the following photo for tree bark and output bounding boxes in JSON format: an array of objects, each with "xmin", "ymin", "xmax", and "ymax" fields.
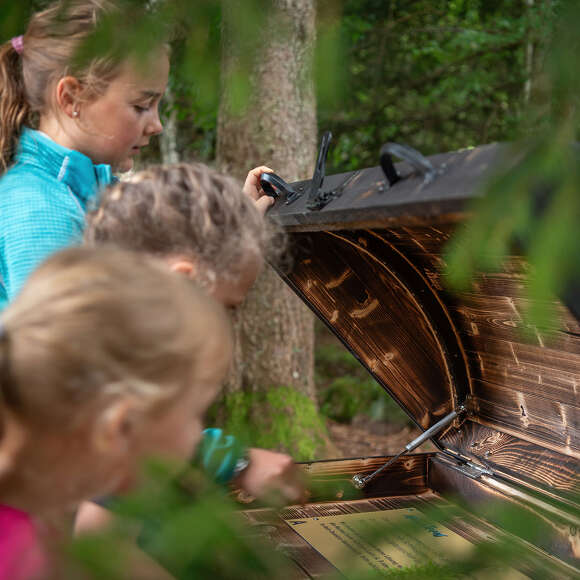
[
  {"xmin": 216, "ymin": 0, "xmax": 317, "ymax": 402},
  {"xmin": 160, "ymin": 86, "xmax": 179, "ymax": 164}
]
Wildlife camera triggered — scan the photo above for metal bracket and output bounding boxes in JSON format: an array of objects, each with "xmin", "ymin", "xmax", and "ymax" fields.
[
  {"xmin": 306, "ymin": 170, "xmax": 362, "ymax": 211},
  {"xmin": 455, "ymin": 459, "xmax": 494, "ymax": 480},
  {"xmin": 305, "ymin": 131, "xmax": 333, "ymax": 210}
]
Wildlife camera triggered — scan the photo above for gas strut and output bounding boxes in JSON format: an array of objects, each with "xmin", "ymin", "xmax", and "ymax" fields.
[{"xmin": 352, "ymin": 406, "xmax": 466, "ymax": 490}]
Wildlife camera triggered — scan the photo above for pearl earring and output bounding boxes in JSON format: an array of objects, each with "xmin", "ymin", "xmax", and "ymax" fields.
[{"xmin": 72, "ymin": 110, "xmax": 79, "ymax": 117}]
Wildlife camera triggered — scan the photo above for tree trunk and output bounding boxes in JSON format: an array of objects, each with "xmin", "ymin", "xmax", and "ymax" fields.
[
  {"xmin": 160, "ymin": 86, "xmax": 179, "ymax": 164},
  {"xmin": 523, "ymin": 0, "xmax": 535, "ymax": 105},
  {"xmin": 215, "ymin": 0, "xmax": 324, "ymax": 458}
]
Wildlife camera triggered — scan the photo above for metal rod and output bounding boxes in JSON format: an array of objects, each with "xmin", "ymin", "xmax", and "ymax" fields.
[{"xmin": 352, "ymin": 406, "xmax": 465, "ymax": 490}]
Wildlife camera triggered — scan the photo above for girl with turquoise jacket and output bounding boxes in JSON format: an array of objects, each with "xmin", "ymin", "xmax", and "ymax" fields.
[
  {"xmin": 0, "ymin": 0, "xmax": 295, "ymax": 535},
  {"xmin": 0, "ymin": 0, "xmax": 273, "ymax": 311},
  {"xmin": 0, "ymin": 1, "xmax": 167, "ymax": 309}
]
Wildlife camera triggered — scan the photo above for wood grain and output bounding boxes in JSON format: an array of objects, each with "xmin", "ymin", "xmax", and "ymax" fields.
[
  {"xmin": 430, "ymin": 455, "xmax": 579, "ymax": 573},
  {"xmin": 369, "ymin": 224, "xmax": 580, "ymax": 461},
  {"xmin": 284, "ymin": 230, "xmax": 469, "ymax": 430},
  {"xmin": 281, "ymin": 222, "xmax": 579, "ymax": 497},
  {"xmin": 441, "ymin": 420, "xmax": 580, "ymax": 506},
  {"xmin": 302, "ymin": 454, "xmax": 432, "ymax": 500},
  {"xmin": 268, "ymin": 156, "xmax": 580, "ymax": 577}
]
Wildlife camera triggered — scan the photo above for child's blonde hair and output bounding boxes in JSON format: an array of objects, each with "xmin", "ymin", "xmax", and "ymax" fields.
[
  {"xmin": 0, "ymin": 0, "xmax": 154, "ymax": 172},
  {"xmin": 0, "ymin": 246, "xmax": 230, "ymax": 432},
  {"xmin": 85, "ymin": 163, "xmax": 283, "ymax": 287}
]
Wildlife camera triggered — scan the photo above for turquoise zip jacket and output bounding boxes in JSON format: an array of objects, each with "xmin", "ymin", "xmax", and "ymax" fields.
[
  {"xmin": 0, "ymin": 127, "xmax": 113, "ymax": 310},
  {"xmin": 0, "ymin": 128, "xmax": 241, "ymax": 482}
]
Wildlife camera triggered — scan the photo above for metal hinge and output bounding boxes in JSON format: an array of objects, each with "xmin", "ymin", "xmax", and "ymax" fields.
[
  {"xmin": 456, "ymin": 459, "xmax": 494, "ymax": 479},
  {"xmin": 439, "ymin": 450, "xmax": 494, "ymax": 480}
]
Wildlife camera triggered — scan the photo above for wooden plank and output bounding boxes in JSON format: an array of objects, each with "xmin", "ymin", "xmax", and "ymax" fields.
[
  {"xmin": 440, "ymin": 421, "xmax": 580, "ymax": 505},
  {"xmin": 465, "ymin": 335, "xmax": 580, "ymax": 377},
  {"xmin": 303, "ymin": 454, "xmax": 432, "ymax": 500},
  {"xmin": 285, "ymin": 232, "xmax": 461, "ymax": 429},
  {"xmin": 450, "ymin": 303, "xmax": 580, "ymax": 355},
  {"xmin": 469, "ymin": 380, "xmax": 579, "ymax": 454},
  {"xmin": 464, "ymin": 356, "xmax": 577, "ymax": 406},
  {"xmin": 430, "ymin": 456, "xmax": 580, "ymax": 574}
]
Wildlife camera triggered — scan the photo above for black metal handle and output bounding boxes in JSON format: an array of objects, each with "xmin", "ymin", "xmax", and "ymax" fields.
[
  {"xmin": 308, "ymin": 131, "xmax": 332, "ymax": 203},
  {"xmin": 380, "ymin": 142, "xmax": 436, "ymax": 186},
  {"xmin": 259, "ymin": 172, "xmax": 295, "ymax": 199}
]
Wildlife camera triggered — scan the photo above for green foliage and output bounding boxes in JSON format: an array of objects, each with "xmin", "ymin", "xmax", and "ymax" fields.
[
  {"xmin": 322, "ymin": 0, "xmax": 542, "ymax": 173},
  {"xmin": 316, "ymin": 337, "xmax": 411, "ymax": 426},
  {"xmin": 444, "ymin": 0, "xmax": 580, "ymax": 330},
  {"xmin": 319, "ymin": 497, "xmax": 570, "ymax": 579},
  {"xmin": 69, "ymin": 461, "xmax": 292, "ymax": 579},
  {"xmin": 215, "ymin": 386, "xmax": 330, "ymax": 461},
  {"xmin": 67, "ymin": 464, "xmax": 573, "ymax": 580}
]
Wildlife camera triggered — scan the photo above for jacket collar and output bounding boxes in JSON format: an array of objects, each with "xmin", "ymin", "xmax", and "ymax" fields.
[{"xmin": 15, "ymin": 127, "xmax": 114, "ymax": 204}]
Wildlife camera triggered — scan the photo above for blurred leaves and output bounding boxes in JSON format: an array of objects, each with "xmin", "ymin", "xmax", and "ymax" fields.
[
  {"xmin": 71, "ymin": 461, "xmax": 571, "ymax": 580},
  {"xmin": 69, "ymin": 460, "xmax": 292, "ymax": 579},
  {"xmin": 444, "ymin": 0, "xmax": 580, "ymax": 331}
]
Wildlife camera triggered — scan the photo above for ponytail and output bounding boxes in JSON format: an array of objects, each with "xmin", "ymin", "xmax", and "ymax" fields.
[
  {"xmin": 0, "ymin": 39, "xmax": 30, "ymax": 174},
  {"xmin": 0, "ymin": 319, "xmax": 17, "ymax": 411},
  {"xmin": 0, "ymin": 319, "xmax": 10, "ymax": 440}
]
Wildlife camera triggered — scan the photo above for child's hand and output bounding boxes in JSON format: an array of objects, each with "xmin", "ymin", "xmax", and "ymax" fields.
[
  {"xmin": 243, "ymin": 166, "xmax": 276, "ymax": 215},
  {"xmin": 233, "ymin": 448, "xmax": 308, "ymax": 505}
]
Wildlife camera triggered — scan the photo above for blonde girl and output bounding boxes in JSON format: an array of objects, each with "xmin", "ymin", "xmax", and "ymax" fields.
[
  {"xmin": 0, "ymin": 0, "xmax": 273, "ymax": 311},
  {"xmin": 0, "ymin": 246, "xmax": 232, "ymax": 578},
  {"xmin": 85, "ymin": 162, "xmax": 280, "ymax": 307}
]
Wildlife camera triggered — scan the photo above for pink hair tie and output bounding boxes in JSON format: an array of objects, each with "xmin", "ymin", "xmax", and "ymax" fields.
[{"xmin": 11, "ymin": 35, "xmax": 24, "ymax": 55}]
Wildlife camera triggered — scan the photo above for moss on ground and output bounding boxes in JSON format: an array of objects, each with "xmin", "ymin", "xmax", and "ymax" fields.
[{"xmin": 214, "ymin": 386, "xmax": 331, "ymax": 461}]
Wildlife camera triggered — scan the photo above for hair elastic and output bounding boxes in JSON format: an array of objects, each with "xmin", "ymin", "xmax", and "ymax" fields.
[{"xmin": 11, "ymin": 36, "xmax": 24, "ymax": 55}]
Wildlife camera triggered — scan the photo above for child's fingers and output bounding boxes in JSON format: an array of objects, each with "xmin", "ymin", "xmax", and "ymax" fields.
[
  {"xmin": 279, "ymin": 469, "xmax": 309, "ymax": 505},
  {"xmin": 255, "ymin": 195, "xmax": 275, "ymax": 215},
  {"xmin": 248, "ymin": 165, "xmax": 274, "ymax": 178},
  {"xmin": 243, "ymin": 166, "xmax": 275, "ymax": 200}
]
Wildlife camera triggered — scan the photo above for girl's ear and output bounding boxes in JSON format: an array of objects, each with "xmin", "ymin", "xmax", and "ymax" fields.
[
  {"xmin": 55, "ymin": 76, "xmax": 83, "ymax": 119},
  {"xmin": 168, "ymin": 258, "xmax": 197, "ymax": 278},
  {"xmin": 92, "ymin": 397, "xmax": 141, "ymax": 456}
]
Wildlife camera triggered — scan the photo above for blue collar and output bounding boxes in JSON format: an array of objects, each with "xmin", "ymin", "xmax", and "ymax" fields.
[{"xmin": 15, "ymin": 127, "xmax": 115, "ymax": 203}]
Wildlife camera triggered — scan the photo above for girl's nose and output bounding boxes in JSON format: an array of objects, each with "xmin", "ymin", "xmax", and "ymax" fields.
[{"xmin": 146, "ymin": 109, "xmax": 163, "ymax": 136}]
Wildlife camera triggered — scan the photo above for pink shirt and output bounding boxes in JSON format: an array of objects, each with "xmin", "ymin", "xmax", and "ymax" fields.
[{"xmin": 0, "ymin": 504, "xmax": 47, "ymax": 580}]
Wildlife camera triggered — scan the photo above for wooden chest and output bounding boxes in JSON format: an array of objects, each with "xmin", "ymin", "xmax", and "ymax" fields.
[{"xmin": 243, "ymin": 143, "xmax": 579, "ymax": 578}]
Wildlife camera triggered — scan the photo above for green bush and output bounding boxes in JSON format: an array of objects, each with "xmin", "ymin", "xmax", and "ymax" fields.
[{"xmin": 315, "ymin": 339, "xmax": 412, "ymax": 426}]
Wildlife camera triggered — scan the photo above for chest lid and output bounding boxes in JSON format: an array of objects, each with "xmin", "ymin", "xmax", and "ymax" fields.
[{"xmin": 268, "ymin": 142, "xmax": 579, "ymax": 505}]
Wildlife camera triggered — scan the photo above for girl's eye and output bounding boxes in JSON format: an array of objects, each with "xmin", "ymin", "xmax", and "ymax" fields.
[{"xmin": 133, "ymin": 104, "xmax": 150, "ymax": 114}]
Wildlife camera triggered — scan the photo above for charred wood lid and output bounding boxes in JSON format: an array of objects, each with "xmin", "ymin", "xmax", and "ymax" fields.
[
  {"xmin": 271, "ymin": 143, "xmax": 504, "ymax": 231},
  {"xmin": 268, "ymin": 142, "xmax": 579, "ymax": 503}
]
